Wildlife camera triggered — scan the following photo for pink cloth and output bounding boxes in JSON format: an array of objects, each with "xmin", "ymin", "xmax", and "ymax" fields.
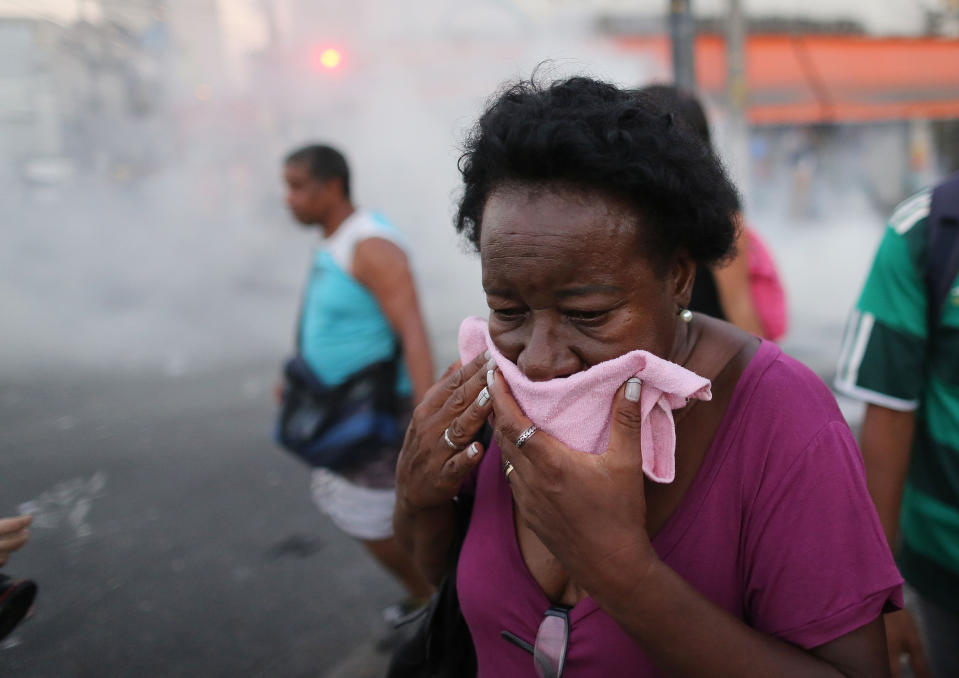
[{"xmin": 457, "ymin": 316, "xmax": 712, "ymax": 483}]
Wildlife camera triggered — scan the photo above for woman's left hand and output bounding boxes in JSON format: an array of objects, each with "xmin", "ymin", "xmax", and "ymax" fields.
[{"xmin": 487, "ymin": 369, "xmax": 659, "ymax": 594}]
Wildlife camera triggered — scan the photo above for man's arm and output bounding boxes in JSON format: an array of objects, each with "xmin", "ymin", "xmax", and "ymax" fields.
[
  {"xmin": 859, "ymin": 404, "xmax": 930, "ymax": 678},
  {"xmin": 860, "ymin": 404, "xmax": 915, "ymax": 549},
  {"xmin": 353, "ymin": 237, "xmax": 435, "ymax": 404}
]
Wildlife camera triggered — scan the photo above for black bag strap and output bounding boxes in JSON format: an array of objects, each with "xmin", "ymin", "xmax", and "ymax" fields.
[{"xmin": 926, "ymin": 172, "xmax": 959, "ymax": 329}]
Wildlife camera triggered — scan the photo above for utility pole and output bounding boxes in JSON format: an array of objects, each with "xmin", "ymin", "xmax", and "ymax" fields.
[
  {"xmin": 258, "ymin": 0, "xmax": 289, "ymax": 140},
  {"xmin": 669, "ymin": 0, "xmax": 696, "ymax": 90},
  {"xmin": 259, "ymin": 0, "xmax": 281, "ymax": 53},
  {"xmin": 725, "ymin": 0, "xmax": 750, "ymax": 202}
]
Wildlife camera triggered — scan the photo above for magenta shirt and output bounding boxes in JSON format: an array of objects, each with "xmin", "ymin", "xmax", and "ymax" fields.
[{"xmin": 457, "ymin": 341, "xmax": 903, "ymax": 677}]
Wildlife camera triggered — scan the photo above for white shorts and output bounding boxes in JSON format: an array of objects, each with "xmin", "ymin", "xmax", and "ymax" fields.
[{"xmin": 310, "ymin": 467, "xmax": 396, "ymax": 541}]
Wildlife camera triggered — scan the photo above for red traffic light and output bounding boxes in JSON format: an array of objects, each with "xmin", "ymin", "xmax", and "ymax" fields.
[{"xmin": 311, "ymin": 47, "xmax": 343, "ymax": 71}]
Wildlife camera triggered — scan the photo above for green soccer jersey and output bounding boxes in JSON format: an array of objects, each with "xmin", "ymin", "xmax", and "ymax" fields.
[{"xmin": 836, "ymin": 188, "xmax": 959, "ymax": 613}]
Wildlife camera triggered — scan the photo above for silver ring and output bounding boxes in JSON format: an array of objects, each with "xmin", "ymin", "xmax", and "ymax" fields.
[
  {"xmin": 443, "ymin": 427, "xmax": 463, "ymax": 451},
  {"xmin": 515, "ymin": 424, "xmax": 538, "ymax": 449},
  {"xmin": 504, "ymin": 460, "xmax": 515, "ymax": 480}
]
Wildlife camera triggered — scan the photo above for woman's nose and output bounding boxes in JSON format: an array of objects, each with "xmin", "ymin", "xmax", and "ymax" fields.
[{"xmin": 516, "ymin": 320, "xmax": 579, "ymax": 381}]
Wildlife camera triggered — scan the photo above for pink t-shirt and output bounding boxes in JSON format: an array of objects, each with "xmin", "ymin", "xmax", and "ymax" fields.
[{"xmin": 457, "ymin": 341, "xmax": 903, "ymax": 677}]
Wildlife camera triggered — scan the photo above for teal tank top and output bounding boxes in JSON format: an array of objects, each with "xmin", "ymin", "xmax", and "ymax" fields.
[{"xmin": 299, "ymin": 211, "xmax": 412, "ymax": 395}]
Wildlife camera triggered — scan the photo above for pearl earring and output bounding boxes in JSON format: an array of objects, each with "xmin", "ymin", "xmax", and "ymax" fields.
[{"xmin": 679, "ymin": 308, "xmax": 693, "ymax": 323}]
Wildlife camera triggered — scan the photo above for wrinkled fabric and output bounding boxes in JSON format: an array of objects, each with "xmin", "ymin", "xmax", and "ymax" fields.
[{"xmin": 458, "ymin": 316, "xmax": 711, "ymax": 483}]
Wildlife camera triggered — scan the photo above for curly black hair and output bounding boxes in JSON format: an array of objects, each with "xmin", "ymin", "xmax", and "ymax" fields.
[{"xmin": 455, "ymin": 76, "xmax": 741, "ymax": 270}]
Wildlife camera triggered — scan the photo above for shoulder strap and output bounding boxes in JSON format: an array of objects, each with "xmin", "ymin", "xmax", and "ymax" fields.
[{"xmin": 926, "ymin": 172, "xmax": 959, "ymax": 328}]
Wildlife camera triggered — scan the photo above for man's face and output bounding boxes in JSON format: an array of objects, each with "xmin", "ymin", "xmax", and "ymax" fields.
[{"xmin": 283, "ymin": 161, "xmax": 336, "ymax": 225}]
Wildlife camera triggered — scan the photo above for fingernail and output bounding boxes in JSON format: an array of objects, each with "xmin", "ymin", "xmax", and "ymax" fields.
[
  {"xmin": 625, "ymin": 377, "xmax": 642, "ymax": 402},
  {"xmin": 485, "ymin": 357, "xmax": 497, "ymax": 371},
  {"xmin": 484, "ymin": 349, "xmax": 491, "ymax": 360},
  {"xmin": 486, "ymin": 369, "xmax": 495, "ymax": 387},
  {"xmin": 477, "ymin": 386, "xmax": 490, "ymax": 407},
  {"xmin": 467, "ymin": 442, "xmax": 481, "ymax": 458}
]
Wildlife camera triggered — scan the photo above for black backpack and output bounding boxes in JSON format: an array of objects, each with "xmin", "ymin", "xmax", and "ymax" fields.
[{"xmin": 925, "ymin": 172, "xmax": 959, "ymax": 329}]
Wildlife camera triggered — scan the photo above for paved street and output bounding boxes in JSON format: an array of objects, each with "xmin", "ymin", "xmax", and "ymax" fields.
[{"xmin": 0, "ymin": 362, "xmax": 401, "ymax": 678}]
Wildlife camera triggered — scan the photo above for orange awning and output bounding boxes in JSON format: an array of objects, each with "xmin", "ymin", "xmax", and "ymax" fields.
[{"xmin": 616, "ymin": 34, "xmax": 959, "ymax": 125}]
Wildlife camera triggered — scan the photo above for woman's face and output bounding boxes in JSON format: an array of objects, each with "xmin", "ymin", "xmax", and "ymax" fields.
[{"xmin": 480, "ymin": 184, "xmax": 690, "ymax": 381}]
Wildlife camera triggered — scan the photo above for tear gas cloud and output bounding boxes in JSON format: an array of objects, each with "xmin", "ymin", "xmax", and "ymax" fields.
[{"xmin": 0, "ymin": 0, "xmax": 932, "ymax": 383}]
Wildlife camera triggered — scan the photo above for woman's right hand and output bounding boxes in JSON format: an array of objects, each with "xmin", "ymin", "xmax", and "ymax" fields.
[{"xmin": 396, "ymin": 350, "xmax": 496, "ymax": 511}]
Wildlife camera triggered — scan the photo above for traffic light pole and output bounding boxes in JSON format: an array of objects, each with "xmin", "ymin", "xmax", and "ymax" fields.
[
  {"xmin": 669, "ymin": 0, "xmax": 696, "ymax": 90},
  {"xmin": 725, "ymin": 0, "xmax": 750, "ymax": 201}
]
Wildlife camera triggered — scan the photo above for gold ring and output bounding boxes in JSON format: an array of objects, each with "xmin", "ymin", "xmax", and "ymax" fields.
[{"xmin": 504, "ymin": 460, "xmax": 515, "ymax": 481}]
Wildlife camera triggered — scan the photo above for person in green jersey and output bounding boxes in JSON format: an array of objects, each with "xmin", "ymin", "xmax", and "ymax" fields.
[{"xmin": 836, "ymin": 185, "xmax": 959, "ymax": 678}]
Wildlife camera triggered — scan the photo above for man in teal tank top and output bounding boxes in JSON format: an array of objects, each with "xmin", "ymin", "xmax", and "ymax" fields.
[{"xmin": 280, "ymin": 144, "xmax": 435, "ymax": 622}]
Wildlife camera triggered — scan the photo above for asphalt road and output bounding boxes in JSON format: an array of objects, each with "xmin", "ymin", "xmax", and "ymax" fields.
[{"xmin": 0, "ymin": 362, "xmax": 401, "ymax": 678}]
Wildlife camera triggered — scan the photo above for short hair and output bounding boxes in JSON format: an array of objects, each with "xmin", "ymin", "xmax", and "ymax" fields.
[
  {"xmin": 637, "ymin": 83, "xmax": 712, "ymax": 147},
  {"xmin": 285, "ymin": 144, "xmax": 351, "ymax": 199},
  {"xmin": 455, "ymin": 76, "xmax": 740, "ymax": 270}
]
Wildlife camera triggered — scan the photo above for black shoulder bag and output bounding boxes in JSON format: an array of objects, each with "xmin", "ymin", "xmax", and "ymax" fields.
[
  {"xmin": 925, "ymin": 171, "xmax": 959, "ymax": 329},
  {"xmin": 273, "ymin": 344, "xmax": 404, "ymax": 470}
]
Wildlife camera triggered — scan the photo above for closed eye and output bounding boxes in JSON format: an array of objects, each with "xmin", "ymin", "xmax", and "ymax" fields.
[
  {"xmin": 564, "ymin": 309, "xmax": 609, "ymax": 322},
  {"xmin": 491, "ymin": 308, "xmax": 527, "ymax": 321}
]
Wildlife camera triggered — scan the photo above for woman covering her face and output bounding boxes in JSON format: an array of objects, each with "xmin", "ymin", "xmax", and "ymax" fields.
[{"xmin": 394, "ymin": 76, "xmax": 901, "ymax": 677}]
